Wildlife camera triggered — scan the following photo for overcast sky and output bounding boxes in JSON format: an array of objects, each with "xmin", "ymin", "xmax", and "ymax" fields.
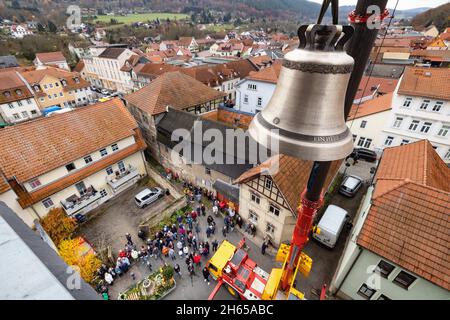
[{"xmin": 309, "ymin": 0, "xmax": 448, "ymax": 10}]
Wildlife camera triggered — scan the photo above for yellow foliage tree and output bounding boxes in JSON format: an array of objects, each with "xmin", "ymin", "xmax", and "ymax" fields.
[
  {"xmin": 40, "ymin": 207, "xmax": 77, "ymax": 247},
  {"xmin": 58, "ymin": 238, "xmax": 102, "ymax": 284}
]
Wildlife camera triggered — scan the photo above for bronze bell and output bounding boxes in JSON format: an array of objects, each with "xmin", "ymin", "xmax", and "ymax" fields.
[{"xmin": 248, "ymin": 24, "xmax": 355, "ymax": 161}]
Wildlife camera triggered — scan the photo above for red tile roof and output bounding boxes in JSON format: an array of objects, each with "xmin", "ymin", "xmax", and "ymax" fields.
[
  {"xmin": 357, "ymin": 140, "xmax": 450, "ymax": 290},
  {"xmin": 347, "ymin": 92, "xmax": 393, "ymax": 121},
  {"xmin": 35, "ymin": 51, "xmax": 66, "ymax": 63},
  {"xmin": 398, "ymin": 67, "xmax": 450, "ymax": 100},
  {"xmin": 358, "ymin": 181, "xmax": 450, "ymax": 290},
  {"xmin": 0, "ymin": 98, "xmax": 139, "ymax": 183},
  {"xmin": 354, "ymin": 76, "xmax": 399, "ymax": 100},
  {"xmin": 125, "ymin": 71, "xmax": 226, "ymax": 116},
  {"xmin": 246, "ymin": 60, "xmax": 282, "ymax": 84},
  {"xmin": 235, "ymin": 154, "xmax": 341, "ymax": 212},
  {"xmin": 0, "ymin": 71, "xmax": 34, "ymax": 104},
  {"xmin": 0, "ymin": 174, "xmax": 10, "ymax": 194}
]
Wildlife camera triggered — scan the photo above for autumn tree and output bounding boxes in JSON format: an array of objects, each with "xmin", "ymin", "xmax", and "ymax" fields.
[
  {"xmin": 40, "ymin": 207, "xmax": 76, "ymax": 247},
  {"xmin": 58, "ymin": 238, "xmax": 102, "ymax": 284}
]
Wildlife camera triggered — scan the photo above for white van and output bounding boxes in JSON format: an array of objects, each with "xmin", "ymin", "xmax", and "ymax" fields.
[{"xmin": 312, "ymin": 205, "xmax": 349, "ymax": 248}]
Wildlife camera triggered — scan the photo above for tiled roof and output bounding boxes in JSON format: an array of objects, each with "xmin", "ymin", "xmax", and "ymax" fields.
[
  {"xmin": 98, "ymin": 47, "xmax": 127, "ymax": 59},
  {"xmin": 0, "ymin": 99, "xmax": 139, "ymax": 183},
  {"xmin": 223, "ymin": 59, "xmax": 259, "ymax": 78},
  {"xmin": 249, "ymin": 55, "xmax": 273, "ymax": 68},
  {"xmin": 235, "ymin": 154, "xmax": 341, "ymax": 212},
  {"xmin": 357, "ymin": 140, "xmax": 450, "ymax": 290},
  {"xmin": 178, "ymin": 37, "xmax": 194, "ymax": 47},
  {"xmin": 19, "ymin": 67, "xmax": 90, "ymax": 93},
  {"xmin": 125, "ymin": 71, "xmax": 226, "ymax": 116},
  {"xmin": 357, "ymin": 181, "xmax": 450, "ymax": 290},
  {"xmin": 0, "ymin": 71, "xmax": 34, "ymax": 104},
  {"xmin": 354, "ymin": 76, "xmax": 399, "ymax": 100},
  {"xmin": 35, "ymin": 51, "xmax": 66, "ymax": 63},
  {"xmin": 375, "ymin": 140, "xmax": 450, "ymax": 193},
  {"xmin": 398, "ymin": 67, "xmax": 450, "ymax": 100},
  {"xmin": 137, "ymin": 63, "xmax": 179, "ymax": 78},
  {"xmin": 73, "ymin": 60, "xmax": 85, "ymax": 73},
  {"xmin": 347, "ymin": 92, "xmax": 393, "ymax": 120},
  {"xmin": 246, "ymin": 60, "xmax": 282, "ymax": 84}
]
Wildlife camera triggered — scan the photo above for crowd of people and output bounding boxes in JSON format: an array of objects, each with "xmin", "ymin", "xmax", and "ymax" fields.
[{"xmin": 95, "ymin": 178, "xmax": 266, "ymax": 299}]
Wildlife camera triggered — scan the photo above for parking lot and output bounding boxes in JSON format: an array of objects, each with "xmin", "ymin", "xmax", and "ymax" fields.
[{"xmin": 77, "ymin": 180, "xmax": 174, "ymax": 254}]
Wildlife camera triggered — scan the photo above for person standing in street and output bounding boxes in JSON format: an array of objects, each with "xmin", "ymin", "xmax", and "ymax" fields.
[
  {"xmin": 202, "ymin": 267, "xmax": 211, "ymax": 285},
  {"xmin": 212, "ymin": 239, "xmax": 219, "ymax": 252},
  {"xmin": 261, "ymin": 240, "xmax": 269, "ymax": 255},
  {"xmin": 174, "ymin": 264, "xmax": 182, "ymax": 278},
  {"xmin": 125, "ymin": 233, "xmax": 133, "ymax": 246},
  {"xmin": 222, "ymin": 225, "xmax": 227, "ymax": 237}
]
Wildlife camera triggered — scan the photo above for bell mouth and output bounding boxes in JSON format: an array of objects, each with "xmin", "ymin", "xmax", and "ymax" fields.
[{"xmin": 248, "ymin": 113, "xmax": 354, "ymax": 162}]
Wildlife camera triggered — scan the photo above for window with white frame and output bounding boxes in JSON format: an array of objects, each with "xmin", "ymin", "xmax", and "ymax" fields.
[
  {"xmin": 13, "ymin": 113, "xmax": 20, "ymax": 120},
  {"xmin": 8, "ymin": 103, "xmax": 14, "ymax": 109},
  {"xmin": 257, "ymin": 97, "xmax": 262, "ymax": 107},
  {"xmin": 266, "ymin": 222, "xmax": 275, "ymax": 234},
  {"xmin": 100, "ymin": 148, "xmax": 108, "ymax": 157},
  {"xmin": 420, "ymin": 122, "xmax": 432, "ymax": 134},
  {"xmin": 247, "ymin": 83, "xmax": 257, "ymax": 91},
  {"xmin": 419, "ymin": 99, "xmax": 430, "ymax": 110},
  {"xmin": 432, "ymin": 101, "xmax": 443, "ymax": 112},
  {"xmin": 84, "ymin": 155, "xmax": 93, "ymax": 164},
  {"xmin": 408, "ymin": 120, "xmax": 419, "ymax": 131},
  {"xmin": 437, "ymin": 125, "xmax": 449, "ymax": 137},
  {"xmin": 106, "ymin": 166, "xmax": 113, "ymax": 175},
  {"xmin": 360, "ymin": 120, "xmax": 367, "ymax": 128},
  {"xmin": 364, "ymin": 138, "xmax": 372, "ymax": 148},
  {"xmin": 393, "ymin": 117, "xmax": 403, "ymax": 128},
  {"xmin": 402, "ymin": 98, "xmax": 412, "ymax": 107},
  {"xmin": 444, "ymin": 149, "xmax": 450, "ymax": 160},
  {"xmin": 269, "ymin": 203, "xmax": 280, "ymax": 217},
  {"xmin": 243, "ymin": 94, "xmax": 249, "ymax": 104},
  {"xmin": 248, "ymin": 210, "xmax": 258, "ymax": 224},
  {"xmin": 29, "ymin": 178, "xmax": 41, "ymax": 189},
  {"xmin": 357, "ymin": 283, "xmax": 376, "ymax": 299},
  {"xmin": 250, "ymin": 192, "xmax": 260, "ymax": 204},
  {"xmin": 393, "ymin": 271, "xmax": 417, "ymax": 289},
  {"xmin": 352, "ymin": 134, "xmax": 357, "ymax": 142},
  {"xmin": 100, "ymin": 189, "xmax": 108, "ymax": 198},
  {"xmin": 265, "ymin": 178, "xmax": 272, "ymax": 190},
  {"xmin": 118, "ymin": 161, "xmax": 125, "ymax": 172},
  {"xmin": 42, "ymin": 198, "xmax": 54, "ymax": 209},
  {"xmin": 357, "ymin": 137, "xmax": 367, "ymax": 147},
  {"xmin": 112, "ymin": 143, "xmax": 119, "ymax": 151},
  {"xmin": 384, "ymin": 136, "xmax": 394, "ymax": 146}
]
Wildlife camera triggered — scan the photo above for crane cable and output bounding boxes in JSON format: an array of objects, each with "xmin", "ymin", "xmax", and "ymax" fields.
[{"xmin": 349, "ymin": 0, "xmax": 400, "ymax": 130}]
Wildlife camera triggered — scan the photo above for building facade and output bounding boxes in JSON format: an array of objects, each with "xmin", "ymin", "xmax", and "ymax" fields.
[
  {"xmin": 330, "ymin": 141, "xmax": 450, "ymax": 300},
  {"xmin": 235, "ymin": 155, "xmax": 340, "ymax": 246},
  {"xmin": 20, "ymin": 67, "xmax": 94, "ymax": 109},
  {"xmin": 378, "ymin": 67, "xmax": 450, "ymax": 162},
  {"xmin": 0, "ymin": 71, "xmax": 41, "ymax": 124},
  {"xmin": 34, "ymin": 52, "xmax": 70, "ymax": 71},
  {"xmin": 235, "ymin": 61, "xmax": 280, "ymax": 114}
]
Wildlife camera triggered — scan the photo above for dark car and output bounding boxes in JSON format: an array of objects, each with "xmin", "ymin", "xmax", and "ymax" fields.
[{"xmin": 350, "ymin": 148, "xmax": 378, "ymax": 162}]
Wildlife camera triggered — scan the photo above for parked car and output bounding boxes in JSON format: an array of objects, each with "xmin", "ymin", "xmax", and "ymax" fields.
[
  {"xmin": 350, "ymin": 148, "xmax": 377, "ymax": 162},
  {"xmin": 100, "ymin": 89, "xmax": 110, "ymax": 96},
  {"xmin": 312, "ymin": 205, "xmax": 349, "ymax": 249},
  {"xmin": 339, "ymin": 175, "xmax": 363, "ymax": 197},
  {"xmin": 135, "ymin": 187, "xmax": 164, "ymax": 208}
]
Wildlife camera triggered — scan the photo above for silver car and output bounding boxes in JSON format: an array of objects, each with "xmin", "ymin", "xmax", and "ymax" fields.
[
  {"xmin": 339, "ymin": 175, "xmax": 363, "ymax": 197},
  {"xmin": 135, "ymin": 187, "xmax": 163, "ymax": 208}
]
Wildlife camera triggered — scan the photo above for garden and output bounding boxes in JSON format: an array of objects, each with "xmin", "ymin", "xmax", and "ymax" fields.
[{"xmin": 118, "ymin": 264, "xmax": 176, "ymax": 300}]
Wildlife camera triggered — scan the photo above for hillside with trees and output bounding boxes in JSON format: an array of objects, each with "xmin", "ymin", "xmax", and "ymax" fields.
[{"xmin": 411, "ymin": 3, "xmax": 450, "ymax": 32}]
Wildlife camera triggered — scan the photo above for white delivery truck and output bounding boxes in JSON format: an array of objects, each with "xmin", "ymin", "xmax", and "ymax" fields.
[{"xmin": 312, "ymin": 204, "xmax": 349, "ymax": 248}]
